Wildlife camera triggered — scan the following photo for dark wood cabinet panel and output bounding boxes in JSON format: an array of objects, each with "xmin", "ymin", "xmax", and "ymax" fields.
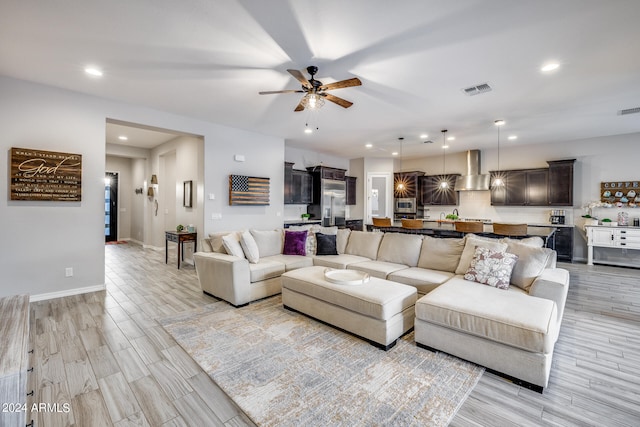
[
  {"xmin": 345, "ymin": 176, "xmax": 357, "ymax": 205},
  {"xmin": 491, "ymin": 168, "xmax": 549, "ymax": 206},
  {"xmin": 548, "ymin": 159, "xmax": 575, "ymax": 206},
  {"xmin": 420, "ymin": 175, "xmax": 460, "ymax": 205},
  {"xmin": 285, "ymin": 162, "xmax": 313, "ymax": 204},
  {"xmin": 344, "ymin": 219, "xmax": 363, "ymax": 231}
]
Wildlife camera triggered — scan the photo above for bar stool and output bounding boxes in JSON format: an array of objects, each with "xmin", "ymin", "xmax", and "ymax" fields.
[
  {"xmin": 492, "ymin": 223, "xmax": 528, "ymax": 236},
  {"xmin": 401, "ymin": 219, "xmax": 423, "ymax": 229},
  {"xmin": 454, "ymin": 221, "xmax": 484, "ymax": 233},
  {"xmin": 372, "ymin": 217, "xmax": 392, "ymax": 227}
]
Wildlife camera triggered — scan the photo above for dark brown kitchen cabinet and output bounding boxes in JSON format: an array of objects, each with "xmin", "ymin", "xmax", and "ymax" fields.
[
  {"xmin": 491, "ymin": 168, "xmax": 548, "ymax": 206},
  {"xmin": 284, "ymin": 162, "xmax": 313, "ymax": 204},
  {"xmin": 547, "ymin": 159, "xmax": 575, "ymax": 206},
  {"xmin": 420, "ymin": 174, "xmax": 460, "ymax": 205},
  {"xmin": 345, "ymin": 176, "xmax": 357, "ymax": 205},
  {"xmin": 394, "ymin": 171, "xmax": 424, "ymax": 198},
  {"xmin": 308, "ymin": 165, "xmax": 346, "ymax": 180}
]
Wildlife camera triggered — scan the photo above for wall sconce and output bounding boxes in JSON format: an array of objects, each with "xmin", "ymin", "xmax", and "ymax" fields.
[
  {"xmin": 147, "ymin": 187, "xmax": 155, "ymax": 198},
  {"xmin": 151, "ymin": 174, "xmax": 158, "ymax": 185}
]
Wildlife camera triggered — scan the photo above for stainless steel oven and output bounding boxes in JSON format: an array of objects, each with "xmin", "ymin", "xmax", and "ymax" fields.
[{"xmin": 395, "ymin": 197, "xmax": 416, "ymax": 214}]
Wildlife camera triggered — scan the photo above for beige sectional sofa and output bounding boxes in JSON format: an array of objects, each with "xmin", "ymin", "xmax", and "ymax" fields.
[{"xmin": 194, "ymin": 226, "xmax": 569, "ymax": 391}]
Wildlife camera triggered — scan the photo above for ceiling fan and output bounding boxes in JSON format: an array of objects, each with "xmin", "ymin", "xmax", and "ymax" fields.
[{"xmin": 259, "ymin": 66, "xmax": 361, "ymax": 112}]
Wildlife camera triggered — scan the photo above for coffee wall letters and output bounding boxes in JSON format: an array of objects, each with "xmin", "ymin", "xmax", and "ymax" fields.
[{"xmin": 10, "ymin": 147, "xmax": 82, "ymax": 201}]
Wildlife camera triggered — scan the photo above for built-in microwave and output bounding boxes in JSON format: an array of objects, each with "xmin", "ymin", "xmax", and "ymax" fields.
[{"xmin": 395, "ymin": 197, "xmax": 416, "ymax": 213}]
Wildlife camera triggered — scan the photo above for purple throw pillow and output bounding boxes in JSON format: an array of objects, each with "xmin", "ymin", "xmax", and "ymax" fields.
[{"xmin": 283, "ymin": 230, "xmax": 307, "ymax": 256}]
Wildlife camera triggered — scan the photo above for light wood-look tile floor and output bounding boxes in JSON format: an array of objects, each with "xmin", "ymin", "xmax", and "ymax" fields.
[{"xmin": 28, "ymin": 243, "xmax": 640, "ymax": 426}]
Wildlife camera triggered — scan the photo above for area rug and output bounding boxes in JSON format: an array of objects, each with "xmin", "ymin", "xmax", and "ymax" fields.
[{"xmin": 160, "ymin": 296, "xmax": 484, "ymax": 426}]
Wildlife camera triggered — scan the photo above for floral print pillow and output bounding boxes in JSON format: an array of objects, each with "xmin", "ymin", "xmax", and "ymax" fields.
[{"xmin": 464, "ymin": 246, "xmax": 519, "ymax": 290}]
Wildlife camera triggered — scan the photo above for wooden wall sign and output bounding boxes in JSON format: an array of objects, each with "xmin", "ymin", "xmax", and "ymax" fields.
[
  {"xmin": 229, "ymin": 174, "xmax": 270, "ymax": 205},
  {"xmin": 600, "ymin": 180, "xmax": 640, "ymax": 204},
  {"xmin": 9, "ymin": 147, "xmax": 82, "ymax": 201}
]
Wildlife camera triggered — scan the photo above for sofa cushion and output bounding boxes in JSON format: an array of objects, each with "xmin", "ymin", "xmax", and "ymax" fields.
[
  {"xmin": 208, "ymin": 231, "xmax": 231, "ymax": 254},
  {"xmin": 455, "ymin": 236, "xmax": 507, "ymax": 275},
  {"xmin": 316, "ymin": 233, "xmax": 338, "ymax": 255},
  {"xmin": 250, "ymin": 229, "xmax": 283, "ymax": 257},
  {"xmin": 504, "ymin": 240, "xmax": 556, "ymax": 291},
  {"xmin": 345, "ymin": 231, "xmax": 384, "ymax": 259},
  {"xmin": 240, "ymin": 230, "xmax": 260, "ymax": 263},
  {"xmin": 283, "ymin": 230, "xmax": 307, "ymax": 256},
  {"xmin": 312, "ymin": 254, "xmax": 371, "ymax": 269},
  {"xmin": 415, "ymin": 277, "xmax": 559, "ymax": 353},
  {"xmin": 248, "ymin": 259, "xmax": 285, "ymax": 282},
  {"xmin": 263, "ymin": 254, "xmax": 313, "ymax": 272},
  {"xmin": 377, "ymin": 233, "xmax": 423, "ymax": 267},
  {"xmin": 222, "ymin": 232, "xmax": 245, "ymax": 259},
  {"xmin": 502, "ymin": 236, "xmax": 544, "ymax": 248},
  {"xmin": 287, "ymin": 225, "xmax": 316, "ymax": 256},
  {"xmin": 387, "ymin": 268, "xmax": 455, "ymax": 295},
  {"xmin": 347, "ymin": 261, "xmax": 409, "ymax": 279},
  {"xmin": 336, "ymin": 228, "xmax": 351, "ymax": 254},
  {"xmin": 418, "ymin": 236, "xmax": 465, "ymax": 273},
  {"xmin": 463, "ymin": 246, "xmax": 519, "ymax": 290}
]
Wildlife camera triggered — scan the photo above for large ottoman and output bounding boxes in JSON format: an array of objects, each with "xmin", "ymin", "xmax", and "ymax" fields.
[{"xmin": 281, "ymin": 266, "xmax": 417, "ymax": 350}]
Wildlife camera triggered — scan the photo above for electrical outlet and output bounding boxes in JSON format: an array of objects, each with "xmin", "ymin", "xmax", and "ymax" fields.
[{"xmin": 65, "ymin": 267, "xmax": 73, "ymax": 277}]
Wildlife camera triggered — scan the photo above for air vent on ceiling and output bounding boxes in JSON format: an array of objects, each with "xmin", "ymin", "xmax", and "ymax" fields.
[
  {"xmin": 618, "ymin": 107, "xmax": 640, "ymax": 116},
  {"xmin": 462, "ymin": 83, "xmax": 492, "ymax": 96}
]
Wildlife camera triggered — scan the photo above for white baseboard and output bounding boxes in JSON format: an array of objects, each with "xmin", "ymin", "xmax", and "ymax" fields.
[{"xmin": 30, "ymin": 284, "xmax": 106, "ymax": 302}]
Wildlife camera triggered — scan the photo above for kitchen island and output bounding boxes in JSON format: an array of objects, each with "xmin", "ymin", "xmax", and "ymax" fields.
[{"xmin": 367, "ymin": 221, "xmax": 557, "ymax": 249}]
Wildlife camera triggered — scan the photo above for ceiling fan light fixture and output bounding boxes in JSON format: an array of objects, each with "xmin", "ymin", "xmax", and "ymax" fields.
[{"xmin": 300, "ymin": 93, "xmax": 325, "ymax": 110}]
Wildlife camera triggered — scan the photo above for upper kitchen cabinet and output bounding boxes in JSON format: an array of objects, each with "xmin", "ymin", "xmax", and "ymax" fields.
[
  {"xmin": 345, "ymin": 176, "xmax": 357, "ymax": 205},
  {"xmin": 490, "ymin": 168, "xmax": 548, "ymax": 206},
  {"xmin": 394, "ymin": 171, "xmax": 424, "ymax": 198},
  {"xmin": 310, "ymin": 165, "xmax": 346, "ymax": 180},
  {"xmin": 284, "ymin": 162, "xmax": 313, "ymax": 204},
  {"xmin": 547, "ymin": 159, "xmax": 575, "ymax": 206},
  {"xmin": 420, "ymin": 174, "xmax": 461, "ymax": 205}
]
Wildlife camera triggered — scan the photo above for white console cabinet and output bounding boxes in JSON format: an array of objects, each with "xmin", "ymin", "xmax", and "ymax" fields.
[{"xmin": 586, "ymin": 225, "xmax": 640, "ymax": 265}]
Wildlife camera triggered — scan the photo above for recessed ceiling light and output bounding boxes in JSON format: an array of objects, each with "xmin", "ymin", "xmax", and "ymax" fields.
[
  {"xmin": 447, "ymin": 136, "xmax": 455, "ymax": 141},
  {"xmin": 420, "ymin": 134, "xmax": 428, "ymax": 139},
  {"xmin": 442, "ymin": 145, "xmax": 449, "ymax": 149},
  {"xmin": 541, "ymin": 62, "xmax": 560, "ymax": 72},
  {"xmin": 365, "ymin": 143, "xmax": 373, "ymax": 148},
  {"xmin": 304, "ymin": 128, "xmax": 313, "ymax": 134},
  {"xmin": 392, "ymin": 151, "xmax": 398, "ymax": 156},
  {"xmin": 84, "ymin": 67, "xmax": 103, "ymax": 77},
  {"xmin": 508, "ymin": 135, "xmax": 518, "ymax": 140},
  {"xmin": 118, "ymin": 135, "xmax": 128, "ymax": 141},
  {"xmin": 494, "ymin": 119, "xmax": 505, "ymax": 126}
]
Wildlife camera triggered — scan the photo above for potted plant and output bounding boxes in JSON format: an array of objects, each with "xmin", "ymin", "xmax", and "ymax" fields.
[
  {"xmin": 445, "ymin": 214, "xmax": 458, "ymax": 220},
  {"xmin": 176, "ymin": 224, "xmax": 184, "ymax": 232},
  {"xmin": 301, "ymin": 213, "xmax": 311, "ymax": 222}
]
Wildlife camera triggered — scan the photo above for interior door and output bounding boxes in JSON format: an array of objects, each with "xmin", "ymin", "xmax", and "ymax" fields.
[
  {"xmin": 105, "ymin": 172, "xmax": 118, "ymax": 242},
  {"xmin": 366, "ymin": 173, "xmax": 392, "ymax": 224}
]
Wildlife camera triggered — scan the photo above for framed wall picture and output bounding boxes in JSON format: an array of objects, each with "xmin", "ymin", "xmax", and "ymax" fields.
[{"xmin": 183, "ymin": 180, "xmax": 193, "ymax": 207}]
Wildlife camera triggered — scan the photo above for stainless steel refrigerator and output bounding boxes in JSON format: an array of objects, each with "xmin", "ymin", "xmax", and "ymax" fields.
[{"xmin": 308, "ymin": 178, "xmax": 346, "ymax": 227}]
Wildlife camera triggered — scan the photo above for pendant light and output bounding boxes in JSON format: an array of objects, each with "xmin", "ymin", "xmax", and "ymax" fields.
[
  {"xmin": 439, "ymin": 130, "xmax": 449, "ymax": 189},
  {"xmin": 395, "ymin": 137, "xmax": 406, "ymax": 193},
  {"xmin": 492, "ymin": 120, "xmax": 505, "ymax": 187}
]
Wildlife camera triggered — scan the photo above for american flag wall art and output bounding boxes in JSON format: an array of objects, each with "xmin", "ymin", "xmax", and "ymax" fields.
[{"xmin": 229, "ymin": 175, "xmax": 270, "ymax": 205}]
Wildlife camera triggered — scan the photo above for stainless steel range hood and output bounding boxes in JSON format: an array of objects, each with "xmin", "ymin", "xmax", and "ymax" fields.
[{"xmin": 454, "ymin": 150, "xmax": 490, "ymax": 191}]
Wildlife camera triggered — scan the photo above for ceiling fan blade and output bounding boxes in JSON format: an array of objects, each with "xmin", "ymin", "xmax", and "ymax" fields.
[
  {"xmin": 294, "ymin": 99, "xmax": 305, "ymax": 112},
  {"xmin": 259, "ymin": 90, "xmax": 304, "ymax": 95},
  {"xmin": 323, "ymin": 93, "xmax": 353, "ymax": 109},
  {"xmin": 319, "ymin": 77, "xmax": 362, "ymax": 91},
  {"xmin": 287, "ymin": 69, "xmax": 312, "ymax": 88}
]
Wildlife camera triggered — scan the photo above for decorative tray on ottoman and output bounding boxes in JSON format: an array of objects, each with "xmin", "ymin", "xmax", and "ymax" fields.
[{"xmin": 324, "ymin": 269, "xmax": 370, "ymax": 285}]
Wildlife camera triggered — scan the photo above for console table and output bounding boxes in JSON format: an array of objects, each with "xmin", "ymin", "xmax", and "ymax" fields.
[
  {"xmin": 586, "ymin": 225, "xmax": 640, "ymax": 266},
  {"xmin": 165, "ymin": 231, "xmax": 197, "ymax": 269}
]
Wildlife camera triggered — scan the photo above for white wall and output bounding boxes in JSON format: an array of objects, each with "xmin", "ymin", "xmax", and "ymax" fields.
[{"xmin": 0, "ymin": 76, "xmax": 284, "ymax": 299}]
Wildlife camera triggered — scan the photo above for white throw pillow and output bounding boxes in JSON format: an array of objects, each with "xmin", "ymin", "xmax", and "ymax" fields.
[
  {"xmin": 505, "ymin": 242, "xmax": 555, "ymax": 291},
  {"xmin": 240, "ymin": 230, "xmax": 260, "ymax": 263},
  {"xmin": 463, "ymin": 246, "xmax": 519, "ymax": 290},
  {"xmin": 455, "ymin": 236, "xmax": 508, "ymax": 275},
  {"xmin": 221, "ymin": 233, "xmax": 245, "ymax": 259},
  {"xmin": 250, "ymin": 229, "xmax": 283, "ymax": 257}
]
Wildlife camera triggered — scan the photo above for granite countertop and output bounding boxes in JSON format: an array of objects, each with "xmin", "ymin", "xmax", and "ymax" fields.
[{"xmin": 383, "ymin": 221, "xmax": 556, "ymax": 239}]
